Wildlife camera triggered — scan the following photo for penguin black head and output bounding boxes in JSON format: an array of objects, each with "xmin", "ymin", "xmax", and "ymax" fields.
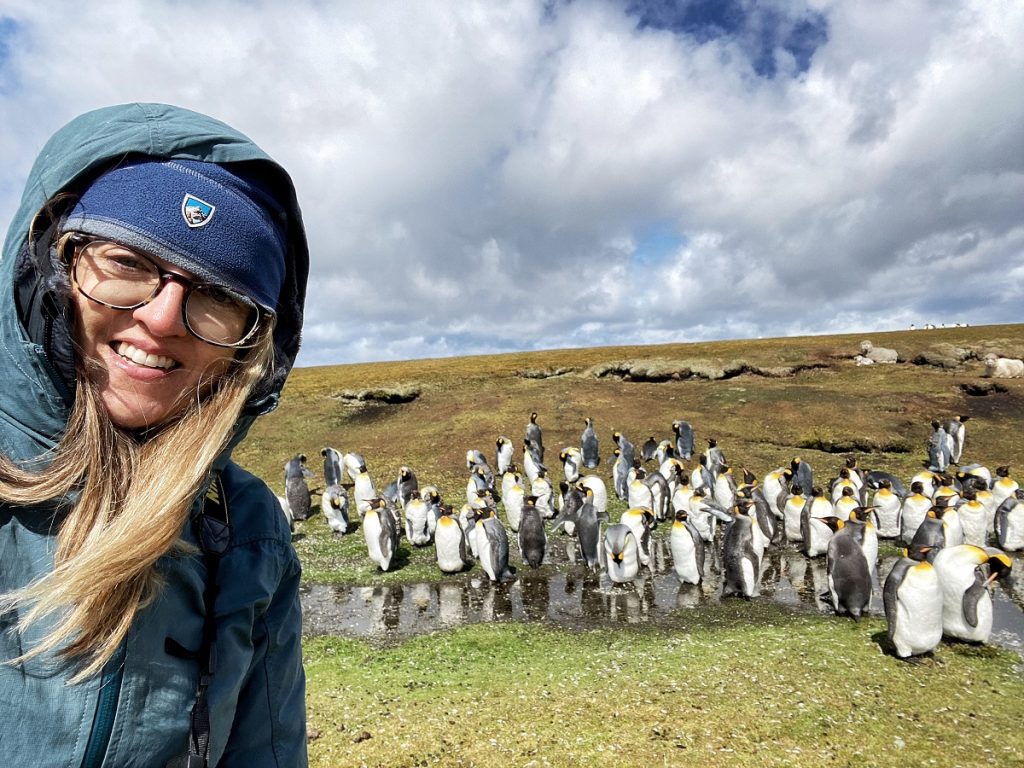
[
  {"xmin": 996, "ymin": 465, "xmax": 1010, "ymax": 478},
  {"xmin": 984, "ymin": 550, "xmax": 1013, "ymax": 584},
  {"xmin": 879, "ymin": 479, "xmax": 891, "ymax": 490},
  {"xmin": 790, "ymin": 484, "xmax": 804, "ymax": 496},
  {"xmin": 320, "ymin": 448, "xmax": 329, "ymax": 457},
  {"xmin": 742, "ymin": 468, "xmax": 757, "ymax": 485},
  {"xmin": 530, "ymin": 412, "xmax": 538, "ymax": 423},
  {"xmin": 841, "ymin": 487, "xmax": 855, "ymax": 498},
  {"xmin": 675, "ymin": 510, "xmax": 688, "ymax": 522},
  {"xmin": 708, "ymin": 438, "xmax": 717, "ymax": 447},
  {"xmin": 845, "ymin": 456, "xmax": 859, "ymax": 469},
  {"xmin": 838, "ymin": 467, "xmax": 851, "ymax": 480},
  {"xmin": 910, "ymin": 481, "xmax": 925, "ymax": 494},
  {"xmin": 298, "ymin": 454, "xmax": 307, "ymax": 463},
  {"xmin": 931, "ymin": 419, "xmax": 941, "ymax": 429},
  {"xmin": 811, "ymin": 486, "xmax": 824, "ymax": 498},
  {"xmin": 820, "ymin": 516, "xmax": 844, "ymax": 532}
]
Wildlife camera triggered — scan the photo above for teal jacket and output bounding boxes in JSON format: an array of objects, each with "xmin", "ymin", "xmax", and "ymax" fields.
[{"xmin": 0, "ymin": 104, "xmax": 309, "ymax": 767}]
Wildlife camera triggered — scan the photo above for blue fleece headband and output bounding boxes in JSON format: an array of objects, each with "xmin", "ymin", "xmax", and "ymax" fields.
[{"xmin": 62, "ymin": 158, "xmax": 287, "ymax": 311}]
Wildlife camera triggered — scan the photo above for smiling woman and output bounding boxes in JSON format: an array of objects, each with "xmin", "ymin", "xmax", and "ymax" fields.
[{"xmin": 0, "ymin": 104, "xmax": 310, "ymax": 767}]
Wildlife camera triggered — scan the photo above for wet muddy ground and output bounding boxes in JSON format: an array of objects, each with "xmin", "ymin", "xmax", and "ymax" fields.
[{"xmin": 301, "ymin": 540, "xmax": 1024, "ymax": 656}]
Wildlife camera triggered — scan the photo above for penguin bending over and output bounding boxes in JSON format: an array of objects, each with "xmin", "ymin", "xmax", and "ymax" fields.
[
  {"xmin": 604, "ymin": 524, "xmax": 641, "ymax": 583},
  {"xmin": 884, "ymin": 558, "xmax": 943, "ymax": 658},
  {"xmin": 321, "ymin": 484, "xmax": 350, "ymax": 535},
  {"xmin": 343, "ymin": 451, "xmax": 366, "ymax": 484},
  {"xmin": 932, "ymin": 544, "xmax": 1013, "ymax": 643},
  {"xmin": 640, "ymin": 436, "xmax": 659, "ymax": 463},
  {"xmin": 620, "ymin": 507, "xmax": 654, "ymax": 567}
]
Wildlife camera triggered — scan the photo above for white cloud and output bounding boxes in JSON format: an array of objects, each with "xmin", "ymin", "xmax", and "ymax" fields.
[{"xmin": 0, "ymin": 0, "xmax": 1020, "ymax": 365}]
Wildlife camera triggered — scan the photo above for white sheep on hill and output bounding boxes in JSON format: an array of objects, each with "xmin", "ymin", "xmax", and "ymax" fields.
[
  {"xmin": 983, "ymin": 353, "xmax": 1024, "ymax": 378},
  {"xmin": 859, "ymin": 340, "xmax": 898, "ymax": 364}
]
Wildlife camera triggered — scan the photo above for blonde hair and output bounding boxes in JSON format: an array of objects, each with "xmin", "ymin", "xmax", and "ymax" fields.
[{"xmin": 0, "ymin": 286, "xmax": 276, "ymax": 680}]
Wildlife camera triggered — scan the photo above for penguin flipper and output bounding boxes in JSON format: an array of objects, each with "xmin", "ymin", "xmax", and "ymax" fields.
[{"xmin": 962, "ymin": 573, "xmax": 986, "ymax": 628}]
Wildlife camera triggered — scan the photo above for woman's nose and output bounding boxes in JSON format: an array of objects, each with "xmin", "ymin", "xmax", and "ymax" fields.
[{"xmin": 132, "ymin": 281, "xmax": 189, "ymax": 337}]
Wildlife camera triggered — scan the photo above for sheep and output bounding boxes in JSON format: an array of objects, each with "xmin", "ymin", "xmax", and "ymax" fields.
[
  {"xmin": 859, "ymin": 340, "xmax": 898, "ymax": 364},
  {"xmin": 983, "ymin": 353, "xmax": 1024, "ymax": 379}
]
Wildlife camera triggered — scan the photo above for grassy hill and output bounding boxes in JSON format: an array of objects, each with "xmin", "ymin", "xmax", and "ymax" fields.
[{"xmin": 234, "ymin": 324, "xmax": 1024, "ymax": 768}]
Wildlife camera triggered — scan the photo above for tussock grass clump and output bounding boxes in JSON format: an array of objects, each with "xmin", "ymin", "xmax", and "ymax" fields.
[
  {"xmin": 584, "ymin": 358, "xmax": 827, "ymax": 382},
  {"xmin": 330, "ymin": 385, "xmax": 421, "ymax": 404},
  {"xmin": 911, "ymin": 343, "xmax": 977, "ymax": 369},
  {"xmin": 515, "ymin": 366, "xmax": 576, "ymax": 379}
]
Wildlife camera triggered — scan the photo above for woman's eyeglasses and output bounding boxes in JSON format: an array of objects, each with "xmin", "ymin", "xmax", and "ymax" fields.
[{"xmin": 68, "ymin": 236, "xmax": 264, "ymax": 348}]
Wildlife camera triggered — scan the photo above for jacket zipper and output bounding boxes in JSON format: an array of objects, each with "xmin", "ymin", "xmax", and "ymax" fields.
[{"xmin": 80, "ymin": 643, "xmax": 126, "ymax": 768}]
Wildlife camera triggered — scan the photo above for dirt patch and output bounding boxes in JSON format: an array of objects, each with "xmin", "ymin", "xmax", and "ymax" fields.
[
  {"xmin": 960, "ymin": 382, "xmax": 1009, "ymax": 397},
  {"xmin": 515, "ymin": 367, "xmax": 577, "ymax": 379}
]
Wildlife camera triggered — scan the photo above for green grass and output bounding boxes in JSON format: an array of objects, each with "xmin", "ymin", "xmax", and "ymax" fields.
[
  {"xmin": 304, "ymin": 616, "xmax": 1024, "ymax": 767},
  {"xmin": 231, "ymin": 324, "xmax": 1024, "ymax": 766}
]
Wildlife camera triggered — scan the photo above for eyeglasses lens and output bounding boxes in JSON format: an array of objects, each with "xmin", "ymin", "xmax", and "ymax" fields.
[{"xmin": 74, "ymin": 241, "xmax": 259, "ymax": 347}]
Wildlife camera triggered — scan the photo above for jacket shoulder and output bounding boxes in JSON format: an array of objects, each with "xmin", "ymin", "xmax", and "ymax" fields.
[{"xmin": 218, "ymin": 461, "xmax": 293, "ymax": 549}]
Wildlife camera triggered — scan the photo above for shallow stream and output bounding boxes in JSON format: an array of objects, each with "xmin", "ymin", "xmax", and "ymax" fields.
[{"xmin": 301, "ymin": 540, "xmax": 1024, "ymax": 656}]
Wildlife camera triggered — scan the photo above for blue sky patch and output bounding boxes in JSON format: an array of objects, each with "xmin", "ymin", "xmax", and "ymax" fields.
[
  {"xmin": 623, "ymin": 0, "xmax": 828, "ymax": 78},
  {"xmin": 0, "ymin": 17, "xmax": 19, "ymax": 70},
  {"xmin": 632, "ymin": 220, "xmax": 686, "ymax": 267}
]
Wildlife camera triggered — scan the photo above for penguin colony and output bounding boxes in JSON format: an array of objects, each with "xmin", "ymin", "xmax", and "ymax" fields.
[{"xmin": 285, "ymin": 411, "xmax": 1020, "ymax": 660}]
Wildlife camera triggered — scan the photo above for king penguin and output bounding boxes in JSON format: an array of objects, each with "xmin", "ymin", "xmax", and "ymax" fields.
[
  {"xmin": 284, "ymin": 454, "xmax": 313, "ymax": 522},
  {"xmin": 495, "ymin": 436, "xmax": 514, "ymax": 476},
  {"xmin": 884, "ymin": 557, "xmax": 944, "ymax": 658},
  {"xmin": 995, "ymin": 491, "xmax": 1024, "ymax": 551},
  {"xmin": 669, "ymin": 509, "xmax": 705, "ymax": 585},
  {"xmin": 363, "ymin": 497, "xmax": 400, "ymax": 572},
  {"xmin": 518, "ymin": 499, "xmax": 547, "ymax": 569},
  {"xmin": 825, "ymin": 518, "xmax": 872, "ymax": 620},
  {"xmin": 783, "ymin": 485, "xmax": 807, "ymax": 543},
  {"xmin": 404, "ymin": 490, "xmax": 435, "ymax": 546},
  {"xmin": 435, "ymin": 505, "xmax": 472, "ymax": 573},
  {"xmin": 576, "ymin": 487, "xmax": 603, "ymax": 570},
  {"xmin": 321, "ymin": 484, "xmax": 350, "ymax": 536},
  {"xmin": 900, "ymin": 481, "xmax": 933, "ymax": 544},
  {"xmin": 397, "ymin": 466, "xmax": 419, "ymax": 510},
  {"xmin": 932, "ymin": 544, "xmax": 1013, "ymax": 643},
  {"xmin": 871, "ymin": 479, "xmax": 902, "ymax": 538},
  {"xmin": 526, "ymin": 411, "xmax": 544, "ymax": 462},
  {"xmin": 945, "ymin": 415, "xmax": 969, "ymax": 464},
  {"xmin": 672, "ymin": 419, "xmax": 694, "ymax": 460},
  {"xmin": 927, "ymin": 420, "xmax": 951, "ymax": 473},
  {"xmin": 620, "ymin": 507, "xmax": 654, "ymax": 567},
  {"xmin": 321, "ymin": 446, "xmax": 343, "ymax": 488},
  {"xmin": 476, "ymin": 514, "xmax": 517, "ymax": 583},
  {"xmin": 992, "ymin": 466, "xmax": 1019, "ymax": 507},
  {"xmin": 604, "ymin": 523, "xmax": 641, "ymax": 583},
  {"xmin": 560, "ymin": 446, "xmax": 583, "ymax": 484},
  {"xmin": 581, "ymin": 417, "xmax": 600, "ymax": 469},
  {"xmin": 722, "ymin": 504, "xmax": 761, "ymax": 599}
]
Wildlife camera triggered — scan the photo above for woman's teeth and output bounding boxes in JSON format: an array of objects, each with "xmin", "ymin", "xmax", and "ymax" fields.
[{"xmin": 114, "ymin": 342, "xmax": 176, "ymax": 370}]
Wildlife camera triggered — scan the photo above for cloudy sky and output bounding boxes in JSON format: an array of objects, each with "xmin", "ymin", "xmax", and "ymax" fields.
[{"xmin": 1, "ymin": 0, "xmax": 1021, "ymax": 366}]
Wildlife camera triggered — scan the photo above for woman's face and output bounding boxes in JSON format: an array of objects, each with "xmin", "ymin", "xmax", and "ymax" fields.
[{"xmin": 72, "ymin": 249, "xmax": 238, "ymax": 430}]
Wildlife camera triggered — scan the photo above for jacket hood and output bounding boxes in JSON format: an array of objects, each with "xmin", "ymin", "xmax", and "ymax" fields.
[{"xmin": 1, "ymin": 103, "xmax": 308, "ymax": 455}]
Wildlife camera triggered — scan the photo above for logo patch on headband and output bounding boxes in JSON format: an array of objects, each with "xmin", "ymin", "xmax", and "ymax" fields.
[{"xmin": 182, "ymin": 194, "xmax": 216, "ymax": 228}]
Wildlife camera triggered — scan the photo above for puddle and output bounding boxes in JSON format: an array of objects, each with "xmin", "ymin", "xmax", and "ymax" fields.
[{"xmin": 301, "ymin": 541, "xmax": 1024, "ymax": 656}]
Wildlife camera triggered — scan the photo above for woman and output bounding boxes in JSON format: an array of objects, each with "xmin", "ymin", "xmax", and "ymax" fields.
[{"xmin": 0, "ymin": 104, "xmax": 309, "ymax": 766}]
